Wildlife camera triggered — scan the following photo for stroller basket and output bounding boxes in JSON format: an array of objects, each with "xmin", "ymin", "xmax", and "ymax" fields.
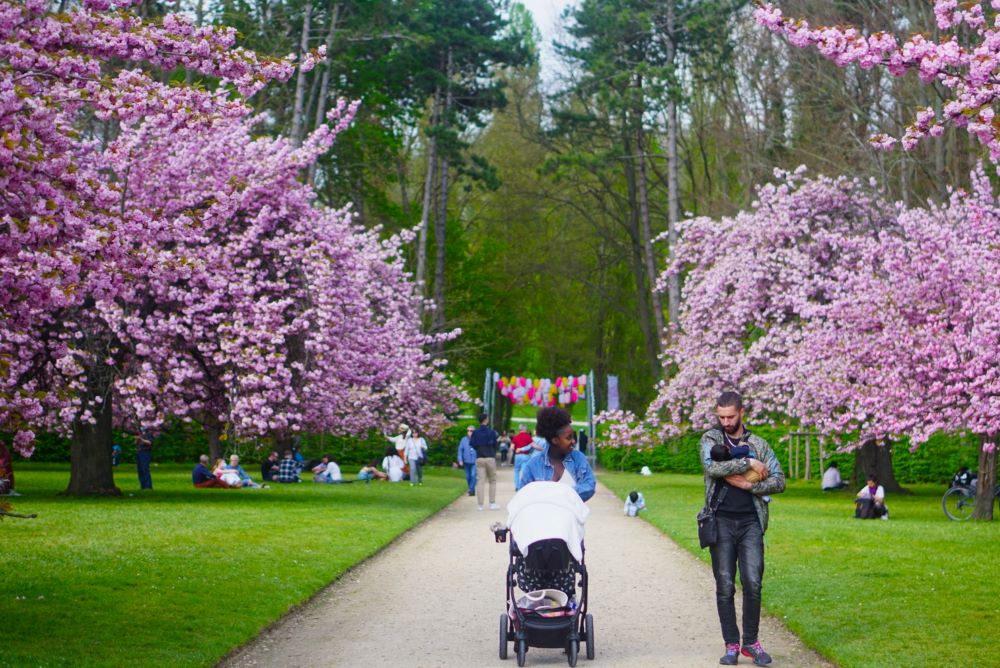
[{"xmin": 518, "ymin": 614, "xmax": 578, "ymax": 649}]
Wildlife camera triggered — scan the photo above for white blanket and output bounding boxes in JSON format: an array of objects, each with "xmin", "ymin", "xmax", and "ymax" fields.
[{"xmin": 506, "ymin": 481, "xmax": 589, "ymax": 562}]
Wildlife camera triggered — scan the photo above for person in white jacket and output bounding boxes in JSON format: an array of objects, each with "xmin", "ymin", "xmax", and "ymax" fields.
[
  {"xmin": 624, "ymin": 490, "xmax": 645, "ymax": 517},
  {"xmin": 381, "ymin": 446, "xmax": 405, "ymax": 483}
]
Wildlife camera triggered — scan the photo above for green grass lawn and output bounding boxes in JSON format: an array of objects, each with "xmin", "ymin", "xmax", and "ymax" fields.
[
  {"xmin": 600, "ymin": 472, "xmax": 1000, "ymax": 668},
  {"xmin": 1, "ymin": 463, "xmax": 465, "ymax": 668}
]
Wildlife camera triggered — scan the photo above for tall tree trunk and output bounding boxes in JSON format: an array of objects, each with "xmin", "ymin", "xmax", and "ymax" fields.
[
  {"xmin": 65, "ymin": 380, "xmax": 120, "ymax": 496},
  {"xmin": 664, "ymin": 0, "xmax": 681, "ymax": 329},
  {"xmin": 622, "ymin": 128, "xmax": 660, "ymax": 376},
  {"xmin": 432, "ymin": 147, "xmax": 449, "ymax": 341},
  {"xmin": 307, "ymin": 2, "xmax": 342, "ymax": 185},
  {"xmin": 290, "ymin": 2, "xmax": 313, "ymax": 147},
  {"xmin": 415, "ymin": 87, "xmax": 441, "ymax": 315},
  {"xmin": 635, "ymin": 119, "xmax": 665, "ymax": 351},
  {"xmin": 973, "ymin": 435, "xmax": 997, "ymax": 520},
  {"xmin": 205, "ymin": 422, "xmax": 223, "ymax": 464},
  {"xmin": 432, "ymin": 49, "xmax": 453, "ymax": 343},
  {"xmin": 853, "ymin": 438, "xmax": 906, "ymax": 494},
  {"xmin": 396, "ymin": 154, "xmax": 412, "ymax": 220}
]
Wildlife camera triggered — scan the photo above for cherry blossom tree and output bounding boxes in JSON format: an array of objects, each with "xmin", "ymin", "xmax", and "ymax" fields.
[
  {"xmin": 645, "ymin": 169, "xmax": 893, "ymax": 435},
  {"xmin": 1, "ymin": 0, "xmax": 464, "ymax": 495},
  {"xmin": 1, "ymin": 0, "xmax": 295, "ymax": 489},
  {"xmin": 624, "ymin": 166, "xmax": 1000, "ymax": 516},
  {"xmin": 755, "ymin": 1, "xmax": 1000, "ymax": 165},
  {"xmin": 785, "ymin": 169, "xmax": 1000, "ymax": 517}
]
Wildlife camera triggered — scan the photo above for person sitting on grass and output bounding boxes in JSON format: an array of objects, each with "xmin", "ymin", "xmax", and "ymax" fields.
[
  {"xmin": 275, "ymin": 450, "xmax": 301, "ymax": 483},
  {"xmin": 381, "ymin": 446, "xmax": 405, "ymax": 483},
  {"xmin": 193, "ymin": 455, "xmax": 232, "ymax": 488},
  {"xmin": 261, "ymin": 451, "xmax": 280, "ymax": 482},
  {"xmin": 213, "ymin": 458, "xmax": 243, "ymax": 487},
  {"xmin": 821, "ymin": 461, "xmax": 848, "ymax": 491},
  {"xmin": 225, "ymin": 454, "xmax": 266, "ymax": 488},
  {"xmin": 312, "ymin": 454, "xmax": 343, "ymax": 483},
  {"xmin": 357, "ymin": 459, "xmax": 388, "ymax": 482},
  {"xmin": 855, "ymin": 474, "xmax": 888, "ymax": 520}
]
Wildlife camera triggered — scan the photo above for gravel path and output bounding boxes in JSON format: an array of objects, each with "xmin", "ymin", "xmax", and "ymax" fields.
[{"xmin": 219, "ymin": 467, "xmax": 834, "ymax": 667}]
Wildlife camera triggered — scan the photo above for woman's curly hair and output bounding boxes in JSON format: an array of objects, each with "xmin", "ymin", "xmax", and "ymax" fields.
[{"xmin": 535, "ymin": 406, "xmax": 572, "ymax": 441}]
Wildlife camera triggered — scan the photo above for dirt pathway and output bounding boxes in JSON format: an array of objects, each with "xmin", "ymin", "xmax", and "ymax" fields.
[{"xmin": 220, "ymin": 467, "xmax": 833, "ymax": 667}]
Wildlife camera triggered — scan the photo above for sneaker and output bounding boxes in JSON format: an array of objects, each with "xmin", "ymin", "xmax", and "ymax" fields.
[
  {"xmin": 720, "ymin": 643, "xmax": 740, "ymax": 665},
  {"xmin": 741, "ymin": 641, "xmax": 772, "ymax": 666},
  {"xmin": 477, "ymin": 505, "xmax": 484, "ymax": 511},
  {"xmin": 467, "ymin": 490, "xmax": 475, "ymax": 496},
  {"xmin": 489, "ymin": 503, "xmax": 500, "ymax": 510},
  {"xmin": 880, "ymin": 513, "xmax": 889, "ymax": 520}
]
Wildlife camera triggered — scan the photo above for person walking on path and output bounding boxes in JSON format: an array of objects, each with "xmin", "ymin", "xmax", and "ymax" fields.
[
  {"xmin": 470, "ymin": 413, "xmax": 499, "ymax": 510},
  {"xmin": 510, "ymin": 424, "xmax": 536, "ymax": 491},
  {"xmin": 701, "ymin": 391, "xmax": 785, "ymax": 667},
  {"xmin": 519, "ymin": 406, "xmax": 596, "ymax": 502},
  {"xmin": 456, "ymin": 425, "xmax": 477, "ymax": 496},
  {"xmin": 136, "ymin": 429, "xmax": 154, "ymax": 490}
]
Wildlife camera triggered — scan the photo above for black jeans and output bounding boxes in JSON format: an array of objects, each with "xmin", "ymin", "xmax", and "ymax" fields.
[{"xmin": 710, "ymin": 513, "xmax": 764, "ymax": 645}]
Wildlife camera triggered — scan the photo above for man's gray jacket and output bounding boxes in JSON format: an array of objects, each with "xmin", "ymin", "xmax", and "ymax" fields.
[{"xmin": 700, "ymin": 428, "xmax": 785, "ymax": 533}]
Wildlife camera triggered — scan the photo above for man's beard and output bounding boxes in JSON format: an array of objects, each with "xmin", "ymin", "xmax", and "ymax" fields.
[{"xmin": 723, "ymin": 420, "xmax": 742, "ymax": 435}]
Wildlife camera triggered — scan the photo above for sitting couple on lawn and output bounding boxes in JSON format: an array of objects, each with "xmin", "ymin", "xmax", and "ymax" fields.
[{"xmin": 191, "ymin": 454, "xmax": 268, "ymax": 489}]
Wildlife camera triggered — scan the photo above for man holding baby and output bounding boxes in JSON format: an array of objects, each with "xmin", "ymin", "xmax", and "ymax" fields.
[{"xmin": 700, "ymin": 391, "xmax": 785, "ymax": 666}]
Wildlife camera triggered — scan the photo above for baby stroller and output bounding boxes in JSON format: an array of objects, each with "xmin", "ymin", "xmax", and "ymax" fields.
[{"xmin": 497, "ymin": 481, "xmax": 594, "ymax": 666}]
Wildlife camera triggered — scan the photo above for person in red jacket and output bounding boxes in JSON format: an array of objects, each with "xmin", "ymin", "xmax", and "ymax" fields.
[{"xmin": 510, "ymin": 424, "xmax": 538, "ymax": 491}]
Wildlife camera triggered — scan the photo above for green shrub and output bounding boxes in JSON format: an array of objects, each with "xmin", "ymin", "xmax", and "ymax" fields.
[{"xmin": 598, "ymin": 426, "xmax": 981, "ymax": 485}]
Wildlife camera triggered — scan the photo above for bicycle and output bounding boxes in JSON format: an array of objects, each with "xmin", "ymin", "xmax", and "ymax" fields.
[{"xmin": 942, "ymin": 483, "xmax": 1000, "ymax": 521}]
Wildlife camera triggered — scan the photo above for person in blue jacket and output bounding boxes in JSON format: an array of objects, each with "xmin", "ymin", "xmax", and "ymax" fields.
[{"xmin": 519, "ymin": 406, "xmax": 596, "ymax": 502}]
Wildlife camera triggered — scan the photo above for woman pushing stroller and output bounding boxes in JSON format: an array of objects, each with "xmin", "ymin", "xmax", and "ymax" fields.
[
  {"xmin": 501, "ymin": 407, "xmax": 596, "ymax": 666},
  {"xmin": 518, "ymin": 407, "xmax": 596, "ymax": 502}
]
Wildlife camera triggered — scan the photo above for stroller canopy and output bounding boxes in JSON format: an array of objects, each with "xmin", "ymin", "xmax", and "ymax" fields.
[{"xmin": 507, "ymin": 481, "xmax": 590, "ymax": 562}]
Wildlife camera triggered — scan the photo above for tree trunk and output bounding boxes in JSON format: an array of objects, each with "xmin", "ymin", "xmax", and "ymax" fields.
[
  {"xmin": 205, "ymin": 422, "xmax": 223, "ymax": 464},
  {"xmin": 396, "ymin": 154, "xmax": 412, "ymax": 220},
  {"xmin": 290, "ymin": 2, "xmax": 313, "ymax": 147},
  {"xmin": 973, "ymin": 436, "xmax": 997, "ymax": 520},
  {"xmin": 431, "ymin": 49, "xmax": 453, "ymax": 344},
  {"xmin": 307, "ymin": 3, "xmax": 342, "ymax": 185},
  {"xmin": 635, "ymin": 119, "xmax": 664, "ymax": 352},
  {"xmin": 65, "ymin": 382, "xmax": 120, "ymax": 496},
  {"xmin": 415, "ymin": 87, "xmax": 440, "ymax": 315},
  {"xmin": 853, "ymin": 438, "xmax": 906, "ymax": 494},
  {"xmin": 664, "ymin": 0, "xmax": 681, "ymax": 329},
  {"xmin": 432, "ymin": 147, "xmax": 448, "ymax": 341},
  {"xmin": 622, "ymin": 128, "xmax": 660, "ymax": 376}
]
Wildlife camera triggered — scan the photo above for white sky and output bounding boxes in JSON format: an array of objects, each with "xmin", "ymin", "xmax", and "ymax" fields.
[{"xmin": 518, "ymin": 0, "xmax": 575, "ymax": 89}]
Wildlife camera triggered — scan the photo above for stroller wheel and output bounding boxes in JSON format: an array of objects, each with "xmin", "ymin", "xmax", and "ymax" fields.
[
  {"xmin": 585, "ymin": 614, "xmax": 594, "ymax": 660},
  {"xmin": 499, "ymin": 614, "xmax": 509, "ymax": 660},
  {"xmin": 516, "ymin": 639, "xmax": 527, "ymax": 667},
  {"xmin": 567, "ymin": 638, "xmax": 578, "ymax": 667}
]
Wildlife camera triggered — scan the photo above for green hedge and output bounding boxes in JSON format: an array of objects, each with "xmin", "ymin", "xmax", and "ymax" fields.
[{"xmin": 596, "ymin": 426, "xmax": 981, "ymax": 485}]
